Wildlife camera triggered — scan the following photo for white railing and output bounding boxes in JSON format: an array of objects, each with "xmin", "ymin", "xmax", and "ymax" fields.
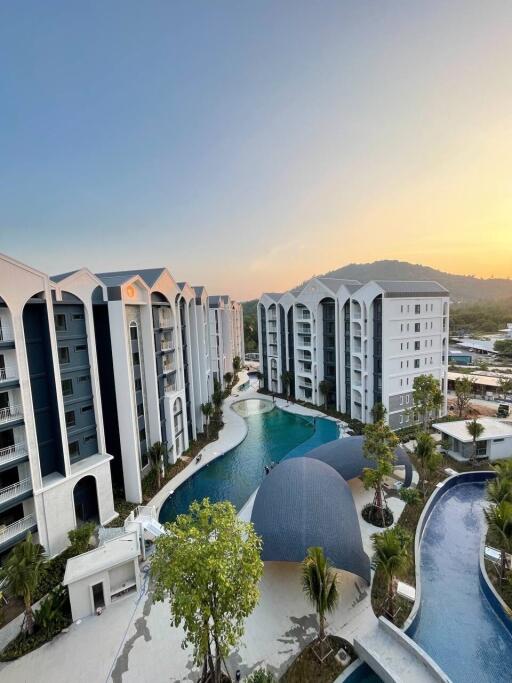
[
  {"xmin": 159, "ymin": 314, "xmax": 172, "ymax": 329},
  {"xmin": 0, "ymin": 366, "xmax": 17, "ymax": 382},
  {"xmin": 0, "ymin": 325, "xmax": 14, "ymax": 342},
  {"xmin": 164, "ymin": 383, "xmax": 178, "ymax": 395},
  {"xmin": 163, "ymin": 362, "xmax": 176, "ymax": 374},
  {"xmin": 0, "ymin": 404, "xmax": 23, "ymax": 424},
  {"xmin": 0, "ymin": 515, "xmax": 36, "ymax": 545},
  {"xmin": 161, "ymin": 340, "xmax": 175, "ymax": 352},
  {"xmin": 0, "ymin": 443, "xmax": 27, "ymax": 467},
  {"xmin": 0, "ymin": 477, "xmax": 32, "ymax": 505}
]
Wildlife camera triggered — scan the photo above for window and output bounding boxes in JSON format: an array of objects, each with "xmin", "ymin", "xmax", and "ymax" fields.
[
  {"xmin": 407, "ymin": 305, "xmax": 410, "ymax": 313},
  {"xmin": 69, "ymin": 441, "xmax": 80, "ymax": 458},
  {"xmin": 62, "ymin": 378, "xmax": 73, "ymax": 396},
  {"xmin": 132, "ymin": 352, "xmax": 140, "ymax": 366},
  {"xmin": 65, "ymin": 410, "xmax": 75, "ymax": 427},
  {"xmin": 130, "ymin": 324, "xmax": 138, "ymax": 340},
  {"xmin": 406, "ymin": 395, "xmax": 410, "ymax": 404},
  {"xmin": 400, "ymin": 415, "xmax": 404, "ymax": 424},
  {"xmin": 400, "ymin": 361, "xmax": 403, "ymax": 369},
  {"xmin": 75, "ymin": 344, "xmax": 87, "ymax": 352},
  {"xmin": 415, "ymin": 304, "xmax": 421, "ymax": 314},
  {"xmin": 414, "ymin": 359, "xmax": 420, "ymax": 368},
  {"xmin": 414, "ymin": 341, "xmax": 420, "ymax": 350},
  {"xmin": 55, "ymin": 314, "xmax": 67, "ymax": 331},
  {"xmin": 78, "ymin": 375, "xmax": 90, "ymax": 383},
  {"xmin": 134, "ymin": 377, "xmax": 142, "ymax": 391},
  {"xmin": 401, "ymin": 305, "xmax": 404, "ymax": 313},
  {"xmin": 406, "ymin": 342, "xmax": 409, "ymax": 350},
  {"xmin": 400, "ymin": 379, "xmax": 403, "ymax": 386},
  {"xmin": 414, "ymin": 323, "xmax": 420, "ymax": 332},
  {"xmin": 400, "ymin": 343, "xmax": 403, "ymax": 350},
  {"xmin": 84, "ymin": 434, "xmax": 96, "ymax": 443},
  {"xmin": 139, "ymin": 427, "xmax": 146, "ymax": 442},
  {"xmin": 406, "ymin": 323, "xmax": 410, "ymax": 331},
  {"xmin": 137, "ymin": 403, "xmax": 144, "ymax": 417},
  {"xmin": 58, "ymin": 346, "xmax": 70, "ymax": 364},
  {"xmin": 400, "ymin": 396, "xmax": 404, "ymax": 405},
  {"xmin": 72, "ymin": 313, "xmax": 84, "ymax": 320},
  {"xmin": 81, "ymin": 405, "xmax": 93, "ymax": 413}
]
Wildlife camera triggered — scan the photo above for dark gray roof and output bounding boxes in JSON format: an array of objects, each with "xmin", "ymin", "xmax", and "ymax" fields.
[
  {"xmin": 193, "ymin": 286, "xmax": 205, "ymax": 296},
  {"xmin": 263, "ymin": 292, "xmax": 283, "ymax": 302},
  {"xmin": 373, "ymin": 280, "xmax": 449, "ymax": 297},
  {"xmin": 301, "ymin": 435, "xmax": 413, "ymax": 487},
  {"xmin": 209, "ymin": 294, "xmax": 230, "ymax": 306},
  {"xmin": 251, "ymin": 457, "xmax": 371, "ymax": 584},
  {"xmin": 51, "ymin": 270, "xmax": 80, "ymax": 283},
  {"xmin": 317, "ymin": 277, "xmax": 361, "ymax": 294},
  {"xmin": 96, "ymin": 268, "xmax": 166, "ymax": 288}
]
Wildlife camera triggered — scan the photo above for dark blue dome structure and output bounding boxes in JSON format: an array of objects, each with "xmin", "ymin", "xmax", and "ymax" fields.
[
  {"xmin": 300, "ymin": 435, "xmax": 413, "ymax": 488},
  {"xmin": 251, "ymin": 457, "xmax": 371, "ymax": 584}
]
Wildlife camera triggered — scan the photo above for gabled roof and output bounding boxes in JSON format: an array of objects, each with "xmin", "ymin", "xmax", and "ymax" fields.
[
  {"xmin": 96, "ymin": 268, "xmax": 167, "ymax": 288},
  {"xmin": 373, "ymin": 280, "xmax": 449, "ymax": 296},
  {"xmin": 316, "ymin": 277, "xmax": 361, "ymax": 295},
  {"xmin": 263, "ymin": 292, "xmax": 283, "ymax": 302},
  {"xmin": 51, "ymin": 270, "xmax": 80, "ymax": 283},
  {"xmin": 193, "ymin": 286, "xmax": 206, "ymax": 296}
]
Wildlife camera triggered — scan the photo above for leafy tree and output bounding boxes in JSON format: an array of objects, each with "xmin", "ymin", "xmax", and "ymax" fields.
[
  {"xmin": 399, "ymin": 487, "xmax": 421, "ymax": 506},
  {"xmin": 152, "ymin": 499, "xmax": 263, "ymax": 683},
  {"xmin": 68, "ymin": 521, "xmax": 95, "ymax": 555},
  {"xmin": 318, "ymin": 379, "xmax": 333, "ymax": 410},
  {"xmin": 148, "ymin": 441, "xmax": 167, "ymax": 490},
  {"xmin": 498, "ymin": 377, "xmax": 512, "ymax": 396},
  {"xmin": 246, "ymin": 669, "xmax": 275, "ymax": 683},
  {"xmin": 232, "ymin": 356, "xmax": 242, "ymax": 373},
  {"xmin": 224, "ymin": 372, "xmax": 233, "ymax": 388},
  {"xmin": 466, "ymin": 419, "xmax": 485, "ymax": 465},
  {"xmin": 212, "ymin": 379, "xmax": 223, "ymax": 410},
  {"xmin": 487, "ymin": 477, "xmax": 512, "ymax": 505},
  {"xmin": 301, "ymin": 547, "xmax": 339, "ymax": 660},
  {"xmin": 362, "ymin": 420, "xmax": 399, "ymax": 525},
  {"xmin": 412, "ymin": 374, "xmax": 443, "ymax": 430},
  {"xmin": 371, "ymin": 402, "xmax": 387, "ymax": 423},
  {"xmin": 485, "ymin": 501, "xmax": 512, "ymax": 584},
  {"xmin": 280, "ymin": 370, "xmax": 293, "ymax": 401},
  {"xmin": 201, "ymin": 402, "xmax": 213, "ymax": 438},
  {"xmin": 494, "ymin": 460, "xmax": 512, "ymax": 481},
  {"xmin": 372, "ymin": 527, "xmax": 410, "ymax": 622},
  {"xmin": 494, "ymin": 339, "xmax": 512, "ymax": 358},
  {"xmin": 454, "ymin": 377, "xmax": 475, "ymax": 417},
  {"xmin": 34, "ymin": 585, "xmax": 70, "ymax": 638},
  {"xmin": 1, "ymin": 532, "xmax": 45, "ymax": 634},
  {"xmin": 415, "ymin": 431, "xmax": 438, "ymax": 493}
]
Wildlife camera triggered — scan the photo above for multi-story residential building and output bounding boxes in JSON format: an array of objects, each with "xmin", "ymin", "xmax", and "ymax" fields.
[
  {"xmin": 0, "ymin": 253, "xmax": 116, "ymax": 561},
  {"xmin": 209, "ymin": 295, "xmax": 245, "ymax": 387},
  {"xmin": 258, "ymin": 278, "xmax": 449, "ymax": 429}
]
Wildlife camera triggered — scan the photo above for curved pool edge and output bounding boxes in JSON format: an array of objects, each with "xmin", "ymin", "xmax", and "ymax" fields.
[
  {"xmin": 403, "ymin": 470, "xmax": 495, "ymax": 635},
  {"xmin": 478, "ymin": 527, "xmax": 512, "ymax": 634}
]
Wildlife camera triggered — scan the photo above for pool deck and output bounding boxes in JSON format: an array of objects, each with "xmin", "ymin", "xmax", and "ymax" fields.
[{"xmin": 0, "ymin": 379, "xmax": 413, "ymax": 683}]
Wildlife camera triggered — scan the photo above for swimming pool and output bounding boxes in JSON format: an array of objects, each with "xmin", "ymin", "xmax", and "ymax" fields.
[
  {"xmin": 159, "ymin": 399, "xmax": 339, "ymax": 523},
  {"xmin": 409, "ymin": 480, "xmax": 512, "ymax": 682}
]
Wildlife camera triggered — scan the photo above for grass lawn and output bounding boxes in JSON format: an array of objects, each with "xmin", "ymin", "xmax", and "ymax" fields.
[{"xmin": 281, "ymin": 636, "xmax": 355, "ymax": 683}]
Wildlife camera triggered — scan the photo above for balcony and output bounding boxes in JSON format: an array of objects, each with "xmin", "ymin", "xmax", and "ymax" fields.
[
  {"xmin": 0, "ymin": 514, "xmax": 37, "ymax": 549},
  {"xmin": 163, "ymin": 361, "xmax": 177, "ymax": 374},
  {"xmin": 0, "ymin": 443, "xmax": 28, "ymax": 469},
  {"xmin": 0, "ymin": 477, "xmax": 32, "ymax": 508},
  {"xmin": 0, "ymin": 325, "xmax": 14, "ymax": 344},
  {"xmin": 297, "ymin": 310, "xmax": 310, "ymax": 321},
  {"xmin": 268, "ymin": 320, "xmax": 277, "ymax": 330},
  {"xmin": 0, "ymin": 366, "xmax": 18, "ymax": 383},
  {"xmin": 164, "ymin": 382, "xmax": 178, "ymax": 395},
  {"xmin": 0, "ymin": 404, "xmax": 23, "ymax": 425},
  {"xmin": 161, "ymin": 340, "xmax": 175, "ymax": 352},
  {"xmin": 158, "ymin": 313, "xmax": 173, "ymax": 329}
]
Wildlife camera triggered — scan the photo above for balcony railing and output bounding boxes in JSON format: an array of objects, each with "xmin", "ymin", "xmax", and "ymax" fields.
[
  {"xmin": 163, "ymin": 362, "xmax": 176, "ymax": 374},
  {"xmin": 0, "ymin": 325, "xmax": 14, "ymax": 343},
  {"xmin": 164, "ymin": 383, "xmax": 178, "ymax": 395},
  {"xmin": 161, "ymin": 340, "xmax": 175, "ymax": 352},
  {"xmin": 0, "ymin": 404, "xmax": 23, "ymax": 424},
  {"xmin": 0, "ymin": 366, "xmax": 17, "ymax": 382},
  {"xmin": 0, "ymin": 443, "xmax": 27, "ymax": 467},
  {"xmin": 159, "ymin": 314, "xmax": 173, "ymax": 329},
  {"xmin": 0, "ymin": 514, "xmax": 36, "ymax": 546},
  {"xmin": 0, "ymin": 477, "xmax": 32, "ymax": 505}
]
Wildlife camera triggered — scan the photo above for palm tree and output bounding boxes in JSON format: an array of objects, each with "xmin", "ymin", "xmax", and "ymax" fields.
[
  {"xmin": 224, "ymin": 372, "xmax": 233, "ymax": 389},
  {"xmin": 484, "ymin": 501, "xmax": 512, "ymax": 584},
  {"xmin": 148, "ymin": 441, "xmax": 167, "ymax": 489},
  {"xmin": 372, "ymin": 527, "xmax": 409, "ymax": 622},
  {"xmin": 233, "ymin": 356, "xmax": 242, "ymax": 373},
  {"xmin": 302, "ymin": 547, "xmax": 339, "ymax": 660},
  {"xmin": 487, "ymin": 476, "xmax": 512, "ymax": 505},
  {"xmin": 281, "ymin": 370, "xmax": 293, "ymax": 401},
  {"xmin": 201, "ymin": 402, "xmax": 213, "ymax": 438},
  {"xmin": 318, "ymin": 380, "xmax": 333, "ymax": 410},
  {"xmin": 466, "ymin": 419, "xmax": 485, "ymax": 465},
  {"xmin": 1, "ymin": 532, "xmax": 45, "ymax": 634},
  {"xmin": 494, "ymin": 460, "xmax": 512, "ymax": 481}
]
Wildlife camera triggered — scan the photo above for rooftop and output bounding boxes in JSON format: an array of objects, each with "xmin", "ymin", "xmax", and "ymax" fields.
[
  {"xmin": 433, "ymin": 417, "xmax": 512, "ymax": 442},
  {"xmin": 63, "ymin": 532, "xmax": 139, "ymax": 585}
]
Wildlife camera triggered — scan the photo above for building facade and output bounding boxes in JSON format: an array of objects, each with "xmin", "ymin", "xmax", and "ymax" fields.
[
  {"xmin": 258, "ymin": 278, "xmax": 449, "ymax": 428},
  {"xmin": 209, "ymin": 295, "xmax": 245, "ymax": 387}
]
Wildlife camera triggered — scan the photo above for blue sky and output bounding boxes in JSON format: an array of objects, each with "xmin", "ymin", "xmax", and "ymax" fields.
[{"xmin": 1, "ymin": 1, "xmax": 511, "ymax": 299}]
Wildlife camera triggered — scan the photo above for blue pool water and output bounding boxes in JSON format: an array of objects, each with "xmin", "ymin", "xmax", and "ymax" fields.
[
  {"xmin": 410, "ymin": 482, "xmax": 512, "ymax": 682},
  {"xmin": 159, "ymin": 399, "xmax": 339, "ymax": 523}
]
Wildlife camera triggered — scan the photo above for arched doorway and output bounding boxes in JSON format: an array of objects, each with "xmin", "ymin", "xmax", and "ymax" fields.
[{"xmin": 73, "ymin": 475, "xmax": 99, "ymax": 525}]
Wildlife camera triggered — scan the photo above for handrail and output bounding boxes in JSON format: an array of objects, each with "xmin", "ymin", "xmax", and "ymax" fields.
[
  {"xmin": 0, "ymin": 443, "xmax": 27, "ymax": 465},
  {"xmin": 0, "ymin": 477, "xmax": 32, "ymax": 504},
  {"xmin": 0, "ymin": 515, "xmax": 36, "ymax": 544},
  {"xmin": 0, "ymin": 326, "xmax": 14, "ymax": 342},
  {"xmin": 0, "ymin": 404, "xmax": 23, "ymax": 423},
  {"xmin": 0, "ymin": 366, "xmax": 17, "ymax": 381}
]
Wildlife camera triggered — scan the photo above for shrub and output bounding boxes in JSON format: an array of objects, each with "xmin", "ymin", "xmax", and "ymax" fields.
[
  {"xmin": 68, "ymin": 522, "xmax": 95, "ymax": 556},
  {"xmin": 246, "ymin": 669, "xmax": 276, "ymax": 683},
  {"xmin": 34, "ymin": 585, "xmax": 70, "ymax": 638},
  {"xmin": 362, "ymin": 502, "xmax": 393, "ymax": 528}
]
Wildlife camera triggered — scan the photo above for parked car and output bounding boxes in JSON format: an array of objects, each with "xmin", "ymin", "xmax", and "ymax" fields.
[{"xmin": 497, "ymin": 404, "xmax": 510, "ymax": 418}]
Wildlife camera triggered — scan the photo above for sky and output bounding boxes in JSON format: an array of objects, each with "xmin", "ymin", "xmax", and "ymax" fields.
[{"xmin": 1, "ymin": 1, "xmax": 511, "ymax": 300}]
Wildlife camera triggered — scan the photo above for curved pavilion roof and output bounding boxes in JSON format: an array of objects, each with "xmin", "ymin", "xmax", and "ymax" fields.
[
  {"xmin": 301, "ymin": 435, "xmax": 413, "ymax": 488},
  {"xmin": 251, "ymin": 457, "xmax": 371, "ymax": 584}
]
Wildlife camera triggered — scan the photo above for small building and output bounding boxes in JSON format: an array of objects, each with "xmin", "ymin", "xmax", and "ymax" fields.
[
  {"xmin": 448, "ymin": 349, "xmax": 473, "ymax": 366},
  {"xmin": 63, "ymin": 531, "xmax": 141, "ymax": 622},
  {"xmin": 433, "ymin": 418, "xmax": 512, "ymax": 462},
  {"xmin": 447, "ymin": 371, "xmax": 502, "ymax": 398}
]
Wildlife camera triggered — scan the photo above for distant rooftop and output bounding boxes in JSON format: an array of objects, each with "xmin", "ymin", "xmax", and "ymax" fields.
[
  {"xmin": 433, "ymin": 417, "xmax": 512, "ymax": 442},
  {"xmin": 63, "ymin": 532, "xmax": 139, "ymax": 585},
  {"xmin": 373, "ymin": 280, "xmax": 449, "ymax": 296},
  {"xmin": 51, "ymin": 270, "xmax": 80, "ymax": 283},
  {"xmin": 96, "ymin": 268, "xmax": 166, "ymax": 288}
]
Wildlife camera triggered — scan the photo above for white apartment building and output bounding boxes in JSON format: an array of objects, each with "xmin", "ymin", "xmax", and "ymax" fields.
[
  {"xmin": 209, "ymin": 295, "xmax": 245, "ymax": 387},
  {"xmin": 258, "ymin": 278, "xmax": 449, "ymax": 429}
]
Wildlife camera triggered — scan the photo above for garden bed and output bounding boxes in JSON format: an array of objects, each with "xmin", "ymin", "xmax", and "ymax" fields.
[{"xmin": 281, "ymin": 636, "xmax": 355, "ymax": 683}]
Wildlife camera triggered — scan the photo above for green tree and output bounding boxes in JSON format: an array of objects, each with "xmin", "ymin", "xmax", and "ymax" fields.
[
  {"xmin": 466, "ymin": 419, "xmax": 485, "ymax": 465},
  {"xmin": 34, "ymin": 585, "xmax": 70, "ymax": 638},
  {"xmin": 399, "ymin": 487, "xmax": 421, "ymax": 506},
  {"xmin": 362, "ymin": 420, "xmax": 399, "ymax": 525},
  {"xmin": 301, "ymin": 547, "xmax": 339, "ymax": 660},
  {"xmin": 246, "ymin": 669, "xmax": 275, "ymax": 683},
  {"xmin": 232, "ymin": 356, "xmax": 242, "ymax": 373},
  {"xmin": 494, "ymin": 339, "xmax": 512, "ymax": 358},
  {"xmin": 1, "ymin": 532, "xmax": 45, "ymax": 634},
  {"xmin": 68, "ymin": 521, "xmax": 95, "ymax": 555},
  {"xmin": 223, "ymin": 372, "xmax": 233, "ymax": 389},
  {"xmin": 494, "ymin": 460, "xmax": 512, "ymax": 481},
  {"xmin": 280, "ymin": 370, "xmax": 293, "ymax": 401},
  {"xmin": 372, "ymin": 527, "xmax": 410, "ymax": 622},
  {"xmin": 148, "ymin": 441, "xmax": 167, "ymax": 490},
  {"xmin": 487, "ymin": 477, "xmax": 512, "ymax": 505},
  {"xmin": 412, "ymin": 374, "xmax": 443, "ymax": 430},
  {"xmin": 201, "ymin": 402, "xmax": 213, "ymax": 438},
  {"xmin": 485, "ymin": 501, "xmax": 512, "ymax": 584},
  {"xmin": 371, "ymin": 402, "xmax": 387, "ymax": 423},
  {"xmin": 498, "ymin": 377, "xmax": 512, "ymax": 396},
  {"xmin": 151, "ymin": 499, "xmax": 263, "ymax": 683},
  {"xmin": 212, "ymin": 379, "xmax": 223, "ymax": 410},
  {"xmin": 454, "ymin": 377, "xmax": 475, "ymax": 418},
  {"xmin": 318, "ymin": 379, "xmax": 333, "ymax": 410},
  {"xmin": 415, "ymin": 431, "xmax": 437, "ymax": 493}
]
